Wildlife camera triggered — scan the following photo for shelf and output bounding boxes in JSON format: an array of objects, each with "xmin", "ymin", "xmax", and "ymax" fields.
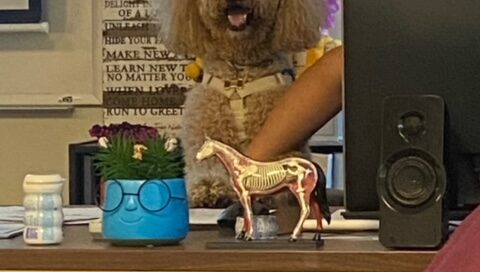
[
  {"xmin": 0, "ymin": 22, "xmax": 49, "ymax": 33},
  {"xmin": 309, "ymin": 140, "xmax": 343, "ymax": 154}
]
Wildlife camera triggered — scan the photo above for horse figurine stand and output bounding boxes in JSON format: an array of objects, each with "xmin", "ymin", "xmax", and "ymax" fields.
[{"xmin": 196, "ymin": 137, "xmax": 330, "ymax": 248}]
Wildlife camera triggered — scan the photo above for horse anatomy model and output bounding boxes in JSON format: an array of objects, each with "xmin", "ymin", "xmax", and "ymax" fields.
[{"xmin": 196, "ymin": 138, "xmax": 331, "ymax": 242}]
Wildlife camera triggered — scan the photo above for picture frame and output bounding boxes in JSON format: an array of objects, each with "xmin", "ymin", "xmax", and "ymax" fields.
[{"xmin": 0, "ymin": 0, "xmax": 42, "ymax": 23}]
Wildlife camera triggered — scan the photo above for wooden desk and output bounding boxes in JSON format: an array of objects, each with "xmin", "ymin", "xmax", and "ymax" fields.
[{"xmin": 0, "ymin": 226, "xmax": 435, "ymax": 272}]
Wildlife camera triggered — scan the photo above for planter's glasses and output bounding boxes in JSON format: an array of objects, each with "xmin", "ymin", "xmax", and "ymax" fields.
[{"xmin": 99, "ymin": 180, "xmax": 185, "ymax": 212}]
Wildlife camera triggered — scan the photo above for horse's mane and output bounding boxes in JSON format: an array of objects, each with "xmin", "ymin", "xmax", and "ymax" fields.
[{"xmin": 210, "ymin": 139, "xmax": 247, "ymax": 159}]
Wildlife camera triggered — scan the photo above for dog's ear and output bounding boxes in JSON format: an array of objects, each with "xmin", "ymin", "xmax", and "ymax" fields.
[
  {"xmin": 272, "ymin": 0, "xmax": 326, "ymax": 52},
  {"xmin": 155, "ymin": 0, "xmax": 208, "ymax": 56}
]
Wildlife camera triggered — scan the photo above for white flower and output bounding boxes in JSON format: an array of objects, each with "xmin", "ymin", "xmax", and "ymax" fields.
[
  {"xmin": 165, "ymin": 137, "xmax": 179, "ymax": 152},
  {"xmin": 98, "ymin": 137, "xmax": 109, "ymax": 148}
]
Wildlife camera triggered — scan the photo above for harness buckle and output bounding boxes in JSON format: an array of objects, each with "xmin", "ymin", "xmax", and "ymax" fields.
[{"xmin": 224, "ymin": 79, "xmax": 244, "ymax": 89}]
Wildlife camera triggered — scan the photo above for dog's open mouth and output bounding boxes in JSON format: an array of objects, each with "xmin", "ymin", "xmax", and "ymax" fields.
[{"xmin": 226, "ymin": 5, "xmax": 252, "ymax": 32}]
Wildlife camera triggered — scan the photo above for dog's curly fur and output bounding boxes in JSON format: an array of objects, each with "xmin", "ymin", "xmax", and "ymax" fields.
[{"xmin": 156, "ymin": 0, "xmax": 326, "ymax": 208}]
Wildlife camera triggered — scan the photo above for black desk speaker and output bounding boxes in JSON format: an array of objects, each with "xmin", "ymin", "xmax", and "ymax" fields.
[{"xmin": 377, "ymin": 95, "xmax": 448, "ymax": 248}]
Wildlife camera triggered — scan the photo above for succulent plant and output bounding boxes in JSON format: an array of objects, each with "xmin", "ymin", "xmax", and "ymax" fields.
[{"xmin": 89, "ymin": 122, "xmax": 184, "ymax": 180}]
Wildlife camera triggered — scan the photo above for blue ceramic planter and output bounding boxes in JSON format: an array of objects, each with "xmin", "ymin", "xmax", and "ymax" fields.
[{"xmin": 102, "ymin": 179, "xmax": 189, "ymax": 246}]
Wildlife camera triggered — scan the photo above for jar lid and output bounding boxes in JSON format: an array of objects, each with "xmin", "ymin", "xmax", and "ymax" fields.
[{"xmin": 24, "ymin": 174, "xmax": 64, "ymax": 184}]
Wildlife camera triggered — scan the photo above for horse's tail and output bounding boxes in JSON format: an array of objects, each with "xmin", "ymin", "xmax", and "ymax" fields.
[{"xmin": 311, "ymin": 161, "xmax": 331, "ymax": 224}]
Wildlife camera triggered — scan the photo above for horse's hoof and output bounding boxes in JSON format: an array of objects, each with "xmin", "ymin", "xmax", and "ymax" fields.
[
  {"xmin": 243, "ymin": 234, "xmax": 254, "ymax": 241},
  {"xmin": 313, "ymin": 233, "xmax": 322, "ymax": 241},
  {"xmin": 288, "ymin": 237, "xmax": 297, "ymax": 242},
  {"xmin": 236, "ymin": 231, "xmax": 246, "ymax": 240}
]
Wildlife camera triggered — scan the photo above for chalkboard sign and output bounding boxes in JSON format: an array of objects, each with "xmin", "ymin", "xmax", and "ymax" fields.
[{"xmin": 0, "ymin": 0, "xmax": 42, "ymax": 23}]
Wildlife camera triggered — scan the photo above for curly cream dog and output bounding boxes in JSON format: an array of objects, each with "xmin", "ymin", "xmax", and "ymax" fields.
[{"xmin": 157, "ymin": 0, "xmax": 327, "ymax": 207}]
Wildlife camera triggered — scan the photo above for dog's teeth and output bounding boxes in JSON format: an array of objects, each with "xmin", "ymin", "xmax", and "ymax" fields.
[{"xmin": 228, "ymin": 14, "xmax": 247, "ymax": 27}]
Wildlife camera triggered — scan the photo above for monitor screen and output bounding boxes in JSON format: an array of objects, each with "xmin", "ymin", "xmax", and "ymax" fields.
[{"xmin": 343, "ymin": 0, "xmax": 480, "ymax": 219}]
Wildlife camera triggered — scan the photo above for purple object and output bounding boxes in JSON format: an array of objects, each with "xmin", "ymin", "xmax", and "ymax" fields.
[
  {"xmin": 323, "ymin": 0, "xmax": 340, "ymax": 33},
  {"xmin": 89, "ymin": 122, "xmax": 159, "ymax": 143}
]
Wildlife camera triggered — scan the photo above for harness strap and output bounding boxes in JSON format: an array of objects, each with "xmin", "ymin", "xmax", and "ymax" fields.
[
  {"xmin": 202, "ymin": 72, "xmax": 292, "ymax": 99},
  {"xmin": 202, "ymin": 73, "xmax": 293, "ymax": 142}
]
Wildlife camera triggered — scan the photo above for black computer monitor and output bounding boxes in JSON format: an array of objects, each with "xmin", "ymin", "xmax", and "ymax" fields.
[{"xmin": 343, "ymin": 0, "xmax": 480, "ymax": 220}]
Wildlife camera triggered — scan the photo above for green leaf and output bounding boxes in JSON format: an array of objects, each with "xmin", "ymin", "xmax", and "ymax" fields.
[{"xmin": 93, "ymin": 134, "xmax": 184, "ymax": 180}]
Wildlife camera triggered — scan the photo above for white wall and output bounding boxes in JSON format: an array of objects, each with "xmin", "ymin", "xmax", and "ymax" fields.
[{"xmin": 0, "ymin": 0, "xmax": 103, "ymax": 204}]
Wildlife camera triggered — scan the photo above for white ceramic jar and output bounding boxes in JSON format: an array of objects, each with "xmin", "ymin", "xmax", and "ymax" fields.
[{"xmin": 23, "ymin": 174, "xmax": 65, "ymax": 245}]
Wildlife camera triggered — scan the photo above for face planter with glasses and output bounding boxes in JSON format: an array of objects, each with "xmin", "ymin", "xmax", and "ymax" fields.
[{"xmin": 101, "ymin": 179, "xmax": 189, "ymax": 246}]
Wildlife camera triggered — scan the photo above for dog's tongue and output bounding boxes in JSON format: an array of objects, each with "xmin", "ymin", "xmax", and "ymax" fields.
[{"xmin": 228, "ymin": 14, "xmax": 247, "ymax": 27}]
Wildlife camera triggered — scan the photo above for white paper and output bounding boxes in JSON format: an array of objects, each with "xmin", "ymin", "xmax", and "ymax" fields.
[
  {"xmin": 303, "ymin": 208, "xmax": 379, "ymax": 231},
  {"xmin": 0, "ymin": 223, "xmax": 24, "ymax": 239},
  {"xmin": 63, "ymin": 207, "xmax": 102, "ymax": 223},
  {"xmin": 0, "ymin": 206, "xmax": 24, "ymax": 222},
  {"xmin": 0, "ymin": 0, "xmax": 29, "ymax": 10},
  {"xmin": 0, "ymin": 206, "xmax": 102, "ymax": 225},
  {"xmin": 189, "ymin": 208, "xmax": 223, "ymax": 225},
  {"xmin": 321, "ymin": 233, "xmax": 379, "ymax": 241}
]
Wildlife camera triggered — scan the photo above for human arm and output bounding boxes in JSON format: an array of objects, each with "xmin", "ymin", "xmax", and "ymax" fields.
[{"xmin": 246, "ymin": 46, "xmax": 344, "ymax": 161}]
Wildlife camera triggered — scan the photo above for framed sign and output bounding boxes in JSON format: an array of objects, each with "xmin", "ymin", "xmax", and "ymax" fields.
[{"xmin": 0, "ymin": 0, "xmax": 42, "ymax": 23}]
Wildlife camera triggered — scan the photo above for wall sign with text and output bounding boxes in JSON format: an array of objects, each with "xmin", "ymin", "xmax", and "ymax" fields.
[
  {"xmin": 0, "ymin": 0, "xmax": 42, "ymax": 23},
  {"xmin": 102, "ymin": 0, "xmax": 194, "ymax": 137}
]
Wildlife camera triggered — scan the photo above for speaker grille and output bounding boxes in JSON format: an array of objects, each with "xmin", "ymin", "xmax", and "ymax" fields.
[
  {"xmin": 378, "ymin": 148, "xmax": 446, "ymax": 214},
  {"xmin": 386, "ymin": 156, "xmax": 436, "ymax": 206}
]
